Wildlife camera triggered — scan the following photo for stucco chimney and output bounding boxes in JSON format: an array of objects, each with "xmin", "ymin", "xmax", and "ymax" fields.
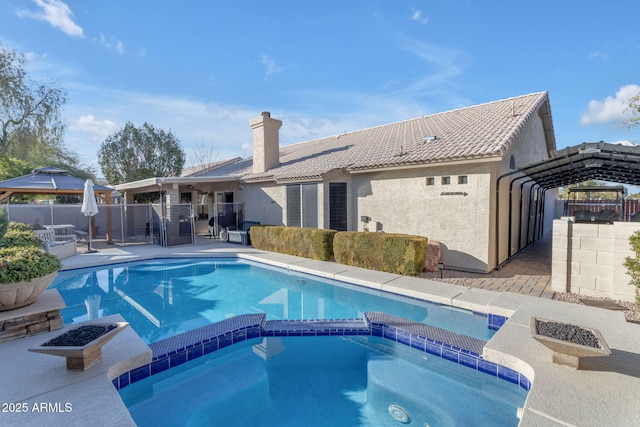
[{"xmin": 250, "ymin": 111, "xmax": 282, "ymax": 174}]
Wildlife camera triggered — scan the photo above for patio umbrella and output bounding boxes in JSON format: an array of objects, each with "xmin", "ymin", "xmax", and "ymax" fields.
[{"xmin": 81, "ymin": 179, "xmax": 99, "ymax": 252}]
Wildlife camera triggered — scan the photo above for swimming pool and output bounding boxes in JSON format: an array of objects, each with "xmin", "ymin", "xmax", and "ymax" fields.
[
  {"xmin": 120, "ymin": 335, "xmax": 527, "ymax": 426},
  {"xmin": 51, "ymin": 257, "xmax": 494, "ymax": 343},
  {"xmin": 53, "ymin": 257, "xmax": 527, "ymax": 425}
]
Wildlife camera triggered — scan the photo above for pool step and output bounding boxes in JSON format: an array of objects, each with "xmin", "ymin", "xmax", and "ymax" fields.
[{"xmin": 365, "ymin": 312, "xmax": 487, "ymax": 355}]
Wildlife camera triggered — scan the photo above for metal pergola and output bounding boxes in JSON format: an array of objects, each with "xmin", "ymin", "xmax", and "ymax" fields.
[{"xmin": 496, "ymin": 141, "xmax": 640, "ymax": 268}]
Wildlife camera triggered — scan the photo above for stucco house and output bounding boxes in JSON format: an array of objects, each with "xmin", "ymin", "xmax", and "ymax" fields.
[{"xmin": 116, "ymin": 92, "xmax": 557, "ymax": 273}]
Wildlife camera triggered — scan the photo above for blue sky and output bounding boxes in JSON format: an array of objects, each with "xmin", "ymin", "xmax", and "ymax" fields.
[{"xmin": 1, "ymin": 1, "xmax": 639, "ymax": 173}]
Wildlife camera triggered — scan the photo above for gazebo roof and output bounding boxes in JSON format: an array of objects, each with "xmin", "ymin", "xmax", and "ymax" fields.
[{"xmin": 0, "ymin": 167, "xmax": 113, "ymax": 203}]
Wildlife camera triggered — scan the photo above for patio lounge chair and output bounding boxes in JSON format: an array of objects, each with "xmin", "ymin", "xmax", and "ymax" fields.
[{"xmin": 35, "ymin": 229, "xmax": 77, "ymax": 259}]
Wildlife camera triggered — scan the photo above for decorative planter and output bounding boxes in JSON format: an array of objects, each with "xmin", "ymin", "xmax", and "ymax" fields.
[
  {"xmin": 530, "ymin": 317, "xmax": 611, "ymax": 369},
  {"xmin": 29, "ymin": 321, "xmax": 129, "ymax": 370},
  {"xmin": 0, "ymin": 272, "xmax": 58, "ymax": 312}
]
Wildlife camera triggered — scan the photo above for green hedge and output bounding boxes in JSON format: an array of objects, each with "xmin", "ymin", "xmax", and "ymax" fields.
[
  {"xmin": 333, "ymin": 232, "xmax": 427, "ymax": 275},
  {"xmin": 250, "ymin": 226, "xmax": 337, "ymax": 261}
]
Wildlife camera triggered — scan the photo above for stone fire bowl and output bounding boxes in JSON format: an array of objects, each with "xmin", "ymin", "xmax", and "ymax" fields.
[
  {"xmin": 530, "ymin": 317, "xmax": 611, "ymax": 369},
  {"xmin": 29, "ymin": 321, "xmax": 129, "ymax": 370}
]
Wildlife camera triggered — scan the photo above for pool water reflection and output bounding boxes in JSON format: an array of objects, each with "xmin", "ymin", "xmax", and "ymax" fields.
[{"xmin": 51, "ymin": 258, "xmax": 494, "ymax": 344}]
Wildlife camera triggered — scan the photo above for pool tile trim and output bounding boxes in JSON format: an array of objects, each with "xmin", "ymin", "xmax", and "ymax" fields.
[
  {"xmin": 113, "ymin": 312, "xmax": 530, "ymax": 393},
  {"xmin": 488, "ymin": 313, "xmax": 508, "ymax": 330}
]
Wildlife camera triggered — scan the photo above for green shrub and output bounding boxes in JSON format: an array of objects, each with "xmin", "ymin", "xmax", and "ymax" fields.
[
  {"xmin": 6, "ymin": 221, "xmax": 32, "ymax": 232},
  {"xmin": 623, "ymin": 230, "xmax": 640, "ymax": 303},
  {"xmin": 0, "ymin": 207, "xmax": 7, "ymax": 240},
  {"xmin": 333, "ymin": 232, "xmax": 427, "ymax": 275},
  {"xmin": 0, "ymin": 222, "xmax": 42, "ymax": 248},
  {"xmin": 250, "ymin": 226, "xmax": 336, "ymax": 260},
  {"xmin": 0, "ymin": 246, "xmax": 61, "ymax": 284}
]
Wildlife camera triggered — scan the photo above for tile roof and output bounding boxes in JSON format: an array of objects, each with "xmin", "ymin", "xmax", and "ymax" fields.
[
  {"xmin": 180, "ymin": 157, "xmax": 243, "ymax": 177},
  {"xmin": 199, "ymin": 92, "xmax": 554, "ymax": 183}
]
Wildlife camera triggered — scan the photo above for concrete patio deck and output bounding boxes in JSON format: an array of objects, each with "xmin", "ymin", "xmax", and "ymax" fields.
[{"xmin": 1, "ymin": 237, "xmax": 639, "ymax": 426}]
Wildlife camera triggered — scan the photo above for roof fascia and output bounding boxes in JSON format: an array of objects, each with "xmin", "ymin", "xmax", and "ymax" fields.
[
  {"xmin": 537, "ymin": 97, "xmax": 557, "ymax": 155},
  {"xmin": 273, "ymin": 177, "xmax": 324, "ymax": 185},
  {"xmin": 114, "ymin": 176, "xmax": 237, "ymax": 191}
]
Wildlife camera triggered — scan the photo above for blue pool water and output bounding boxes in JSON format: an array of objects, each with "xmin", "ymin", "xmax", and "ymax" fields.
[
  {"xmin": 51, "ymin": 258, "xmax": 494, "ymax": 343},
  {"xmin": 120, "ymin": 335, "xmax": 527, "ymax": 426}
]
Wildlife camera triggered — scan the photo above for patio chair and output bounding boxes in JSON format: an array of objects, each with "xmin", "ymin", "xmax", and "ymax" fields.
[{"xmin": 35, "ymin": 229, "xmax": 77, "ymax": 259}]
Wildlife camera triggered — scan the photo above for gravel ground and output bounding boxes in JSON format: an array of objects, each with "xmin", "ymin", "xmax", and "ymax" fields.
[
  {"xmin": 418, "ymin": 269, "xmax": 481, "ymax": 286},
  {"xmin": 553, "ymin": 292, "xmax": 640, "ymax": 323}
]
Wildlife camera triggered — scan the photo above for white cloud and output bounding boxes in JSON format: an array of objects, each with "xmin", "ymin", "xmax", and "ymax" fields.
[
  {"xmin": 62, "ymin": 82, "xmax": 431, "ymax": 170},
  {"xmin": 240, "ymin": 143, "xmax": 252, "ymax": 157},
  {"xmin": 63, "ymin": 88, "xmax": 261, "ymax": 169},
  {"xmin": 16, "ymin": 0, "xmax": 83, "ymax": 37},
  {"xmin": 261, "ymin": 55, "xmax": 283, "ymax": 77},
  {"xmin": 392, "ymin": 36, "xmax": 467, "ymax": 101},
  {"xmin": 97, "ymin": 33, "xmax": 125, "ymax": 55},
  {"xmin": 69, "ymin": 115, "xmax": 117, "ymax": 141},
  {"xmin": 612, "ymin": 140, "xmax": 637, "ymax": 146},
  {"xmin": 411, "ymin": 9, "xmax": 429, "ymax": 24},
  {"xmin": 580, "ymin": 84, "xmax": 640, "ymax": 125}
]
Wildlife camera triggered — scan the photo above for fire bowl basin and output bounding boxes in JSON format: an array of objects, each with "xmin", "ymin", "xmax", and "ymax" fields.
[
  {"xmin": 29, "ymin": 321, "xmax": 129, "ymax": 370},
  {"xmin": 530, "ymin": 317, "xmax": 611, "ymax": 369}
]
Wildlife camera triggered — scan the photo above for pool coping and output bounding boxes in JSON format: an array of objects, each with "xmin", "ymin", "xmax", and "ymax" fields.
[
  {"xmin": 1, "ymin": 243, "xmax": 639, "ymax": 426},
  {"xmin": 0, "ymin": 312, "xmax": 150, "ymax": 426}
]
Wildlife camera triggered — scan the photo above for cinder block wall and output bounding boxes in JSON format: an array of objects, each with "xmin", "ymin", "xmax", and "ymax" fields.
[{"xmin": 551, "ymin": 218, "xmax": 639, "ymax": 302}]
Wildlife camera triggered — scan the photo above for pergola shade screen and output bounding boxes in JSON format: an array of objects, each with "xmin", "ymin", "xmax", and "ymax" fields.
[{"xmin": 512, "ymin": 142, "xmax": 640, "ymax": 189}]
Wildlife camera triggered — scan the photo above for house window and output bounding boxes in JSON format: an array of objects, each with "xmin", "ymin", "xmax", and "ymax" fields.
[
  {"xmin": 510, "ymin": 155, "xmax": 516, "ymax": 170},
  {"xmin": 329, "ymin": 182, "xmax": 347, "ymax": 231},
  {"xmin": 286, "ymin": 183, "xmax": 318, "ymax": 228},
  {"xmin": 442, "ymin": 176, "xmax": 451, "ymax": 185},
  {"xmin": 426, "ymin": 177, "xmax": 435, "ymax": 186},
  {"xmin": 458, "ymin": 176, "xmax": 468, "ymax": 184},
  {"xmin": 180, "ymin": 192, "xmax": 192, "ymax": 203}
]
